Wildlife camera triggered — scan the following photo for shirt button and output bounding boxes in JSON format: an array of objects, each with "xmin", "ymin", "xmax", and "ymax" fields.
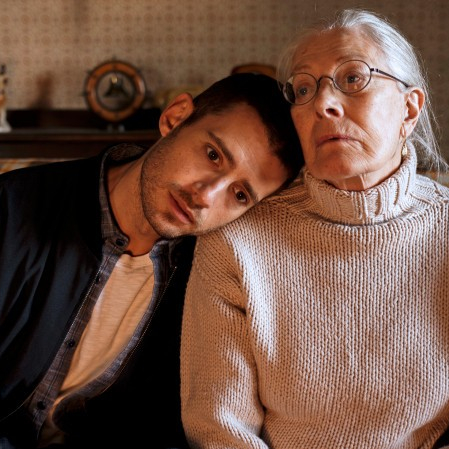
[
  {"xmin": 66, "ymin": 339, "xmax": 76, "ymax": 348},
  {"xmin": 37, "ymin": 401, "xmax": 47, "ymax": 410},
  {"xmin": 115, "ymin": 238, "xmax": 126, "ymax": 247}
]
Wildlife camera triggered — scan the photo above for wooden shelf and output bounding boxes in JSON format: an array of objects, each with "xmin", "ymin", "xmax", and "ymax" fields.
[
  {"xmin": 0, "ymin": 128, "xmax": 161, "ymax": 158},
  {"xmin": 0, "ymin": 108, "xmax": 161, "ymax": 158}
]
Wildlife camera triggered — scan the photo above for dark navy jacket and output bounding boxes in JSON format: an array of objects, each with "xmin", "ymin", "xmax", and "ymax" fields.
[{"xmin": 0, "ymin": 150, "xmax": 194, "ymax": 448}]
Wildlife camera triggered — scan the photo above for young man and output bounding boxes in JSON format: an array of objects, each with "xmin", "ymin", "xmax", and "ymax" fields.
[{"xmin": 0, "ymin": 73, "xmax": 302, "ymax": 449}]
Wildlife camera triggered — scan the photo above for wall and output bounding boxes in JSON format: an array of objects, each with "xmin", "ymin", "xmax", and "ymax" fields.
[{"xmin": 1, "ymin": 0, "xmax": 448, "ymax": 159}]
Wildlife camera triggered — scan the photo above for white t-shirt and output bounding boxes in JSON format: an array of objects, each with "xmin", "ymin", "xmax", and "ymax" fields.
[{"xmin": 39, "ymin": 252, "xmax": 154, "ymax": 445}]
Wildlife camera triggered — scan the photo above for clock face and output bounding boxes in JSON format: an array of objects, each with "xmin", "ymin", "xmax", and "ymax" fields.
[{"xmin": 84, "ymin": 60, "xmax": 147, "ymax": 123}]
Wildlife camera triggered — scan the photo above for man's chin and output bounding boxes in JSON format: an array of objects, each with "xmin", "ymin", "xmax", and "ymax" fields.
[
  {"xmin": 152, "ymin": 222, "xmax": 193, "ymax": 240},
  {"xmin": 149, "ymin": 215, "xmax": 209, "ymax": 239}
]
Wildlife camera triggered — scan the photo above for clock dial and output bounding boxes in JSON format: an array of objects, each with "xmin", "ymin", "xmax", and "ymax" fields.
[{"xmin": 84, "ymin": 60, "xmax": 147, "ymax": 123}]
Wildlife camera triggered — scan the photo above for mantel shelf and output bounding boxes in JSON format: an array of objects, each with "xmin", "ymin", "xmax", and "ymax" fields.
[{"xmin": 0, "ymin": 108, "xmax": 161, "ymax": 158}]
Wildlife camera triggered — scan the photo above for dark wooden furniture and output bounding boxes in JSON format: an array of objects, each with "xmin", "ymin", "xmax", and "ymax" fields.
[{"xmin": 0, "ymin": 108, "xmax": 161, "ymax": 158}]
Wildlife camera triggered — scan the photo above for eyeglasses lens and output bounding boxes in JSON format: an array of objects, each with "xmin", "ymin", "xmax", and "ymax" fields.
[
  {"xmin": 284, "ymin": 60, "xmax": 371, "ymax": 105},
  {"xmin": 334, "ymin": 60, "xmax": 370, "ymax": 93}
]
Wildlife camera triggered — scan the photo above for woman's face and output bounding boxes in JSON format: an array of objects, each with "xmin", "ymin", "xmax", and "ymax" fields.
[{"xmin": 290, "ymin": 28, "xmax": 415, "ymax": 191}]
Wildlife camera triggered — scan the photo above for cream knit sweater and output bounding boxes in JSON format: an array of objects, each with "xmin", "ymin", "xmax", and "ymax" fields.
[{"xmin": 181, "ymin": 146, "xmax": 449, "ymax": 449}]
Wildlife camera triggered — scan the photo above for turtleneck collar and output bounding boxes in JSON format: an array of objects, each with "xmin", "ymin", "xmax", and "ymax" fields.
[{"xmin": 303, "ymin": 145, "xmax": 417, "ymax": 225}]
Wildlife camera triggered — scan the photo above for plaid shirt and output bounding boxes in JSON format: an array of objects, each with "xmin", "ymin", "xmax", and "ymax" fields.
[{"xmin": 25, "ymin": 144, "xmax": 180, "ymax": 440}]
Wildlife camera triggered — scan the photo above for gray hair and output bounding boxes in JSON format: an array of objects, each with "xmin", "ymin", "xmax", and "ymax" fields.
[{"xmin": 277, "ymin": 8, "xmax": 448, "ymax": 173}]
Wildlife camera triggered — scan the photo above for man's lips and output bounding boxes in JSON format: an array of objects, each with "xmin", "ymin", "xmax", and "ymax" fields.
[{"xmin": 169, "ymin": 192, "xmax": 195, "ymax": 224}]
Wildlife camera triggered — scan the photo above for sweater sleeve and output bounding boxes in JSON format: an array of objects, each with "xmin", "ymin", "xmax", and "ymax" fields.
[{"xmin": 181, "ymin": 230, "xmax": 268, "ymax": 449}]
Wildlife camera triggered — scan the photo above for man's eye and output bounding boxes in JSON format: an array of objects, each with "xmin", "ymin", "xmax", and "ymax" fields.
[
  {"xmin": 207, "ymin": 147, "xmax": 220, "ymax": 162},
  {"xmin": 235, "ymin": 189, "xmax": 248, "ymax": 204}
]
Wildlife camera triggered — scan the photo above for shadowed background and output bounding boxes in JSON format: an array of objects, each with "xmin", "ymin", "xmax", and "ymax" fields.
[{"xmin": 0, "ymin": 0, "xmax": 448, "ymax": 160}]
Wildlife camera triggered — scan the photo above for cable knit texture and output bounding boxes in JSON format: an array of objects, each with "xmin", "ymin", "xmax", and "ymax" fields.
[{"xmin": 181, "ymin": 145, "xmax": 449, "ymax": 449}]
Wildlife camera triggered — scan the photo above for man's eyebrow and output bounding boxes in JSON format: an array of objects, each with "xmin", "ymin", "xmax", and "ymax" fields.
[{"xmin": 207, "ymin": 131, "xmax": 260, "ymax": 204}]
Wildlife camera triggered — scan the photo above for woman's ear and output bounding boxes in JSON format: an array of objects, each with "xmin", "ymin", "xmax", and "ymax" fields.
[
  {"xmin": 403, "ymin": 87, "xmax": 425, "ymax": 137},
  {"xmin": 159, "ymin": 92, "xmax": 195, "ymax": 136}
]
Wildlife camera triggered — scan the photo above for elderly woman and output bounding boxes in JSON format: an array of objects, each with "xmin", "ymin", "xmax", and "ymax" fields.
[{"xmin": 180, "ymin": 8, "xmax": 449, "ymax": 449}]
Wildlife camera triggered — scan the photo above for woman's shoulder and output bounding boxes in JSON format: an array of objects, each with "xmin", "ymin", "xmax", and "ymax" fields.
[{"xmin": 416, "ymin": 172, "xmax": 449, "ymax": 199}]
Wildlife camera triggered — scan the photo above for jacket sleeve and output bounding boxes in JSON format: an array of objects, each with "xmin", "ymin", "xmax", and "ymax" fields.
[{"xmin": 180, "ymin": 230, "xmax": 268, "ymax": 449}]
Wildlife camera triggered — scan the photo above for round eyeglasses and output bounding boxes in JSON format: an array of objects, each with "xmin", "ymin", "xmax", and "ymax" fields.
[{"xmin": 282, "ymin": 59, "xmax": 410, "ymax": 105}]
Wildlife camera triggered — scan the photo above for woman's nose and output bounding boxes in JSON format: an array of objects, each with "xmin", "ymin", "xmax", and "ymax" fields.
[{"xmin": 313, "ymin": 78, "xmax": 344, "ymax": 117}]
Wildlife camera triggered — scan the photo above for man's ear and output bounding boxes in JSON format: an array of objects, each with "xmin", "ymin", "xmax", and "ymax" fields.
[
  {"xmin": 159, "ymin": 92, "xmax": 194, "ymax": 137},
  {"xmin": 403, "ymin": 87, "xmax": 425, "ymax": 137}
]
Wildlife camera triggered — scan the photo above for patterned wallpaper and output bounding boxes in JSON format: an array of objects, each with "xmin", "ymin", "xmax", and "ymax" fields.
[{"xmin": 1, "ymin": 0, "xmax": 448, "ymax": 158}]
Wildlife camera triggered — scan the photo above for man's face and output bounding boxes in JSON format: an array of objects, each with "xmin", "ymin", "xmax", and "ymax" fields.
[{"xmin": 140, "ymin": 103, "xmax": 289, "ymax": 239}]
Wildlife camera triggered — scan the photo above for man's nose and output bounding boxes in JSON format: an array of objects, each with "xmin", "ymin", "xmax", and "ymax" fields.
[{"xmin": 191, "ymin": 177, "xmax": 228, "ymax": 208}]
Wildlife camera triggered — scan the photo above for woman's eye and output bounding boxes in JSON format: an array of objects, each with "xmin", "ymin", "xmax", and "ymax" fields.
[
  {"xmin": 346, "ymin": 73, "xmax": 361, "ymax": 84},
  {"xmin": 298, "ymin": 86, "xmax": 310, "ymax": 97},
  {"xmin": 207, "ymin": 147, "xmax": 220, "ymax": 163},
  {"xmin": 292, "ymin": 75, "xmax": 315, "ymax": 99},
  {"xmin": 235, "ymin": 189, "xmax": 248, "ymax": 204}
]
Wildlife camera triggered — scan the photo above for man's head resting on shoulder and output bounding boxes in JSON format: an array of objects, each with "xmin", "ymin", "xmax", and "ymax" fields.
[{"xmin": 110, "ymin": 73, "xmax": 303, "ymax": 251}]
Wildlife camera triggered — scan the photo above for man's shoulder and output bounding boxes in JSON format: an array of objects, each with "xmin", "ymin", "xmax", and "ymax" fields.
[
  {"xmin": 0, "ymin": 156, "xmax": 95, "ymax": 182},
  {"xmin": 0, "ymin": 157, "xmax": 102, "ymax": 223}
]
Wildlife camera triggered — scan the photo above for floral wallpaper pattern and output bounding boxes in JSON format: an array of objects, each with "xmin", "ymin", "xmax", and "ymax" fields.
[{"xmin": 1, "ymin": 0, "xmax": 448, "ymax": 158}]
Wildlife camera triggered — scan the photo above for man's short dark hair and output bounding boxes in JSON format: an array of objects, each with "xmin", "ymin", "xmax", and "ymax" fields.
[{"xmin": 181, "ymin": 73, "xmax": 304, "ymax": 185}]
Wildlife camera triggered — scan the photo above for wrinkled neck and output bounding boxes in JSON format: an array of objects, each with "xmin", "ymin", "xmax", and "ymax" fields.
[{"xmin": 304, "ymin": 146, "xmax": 417, "ymax": 225}]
